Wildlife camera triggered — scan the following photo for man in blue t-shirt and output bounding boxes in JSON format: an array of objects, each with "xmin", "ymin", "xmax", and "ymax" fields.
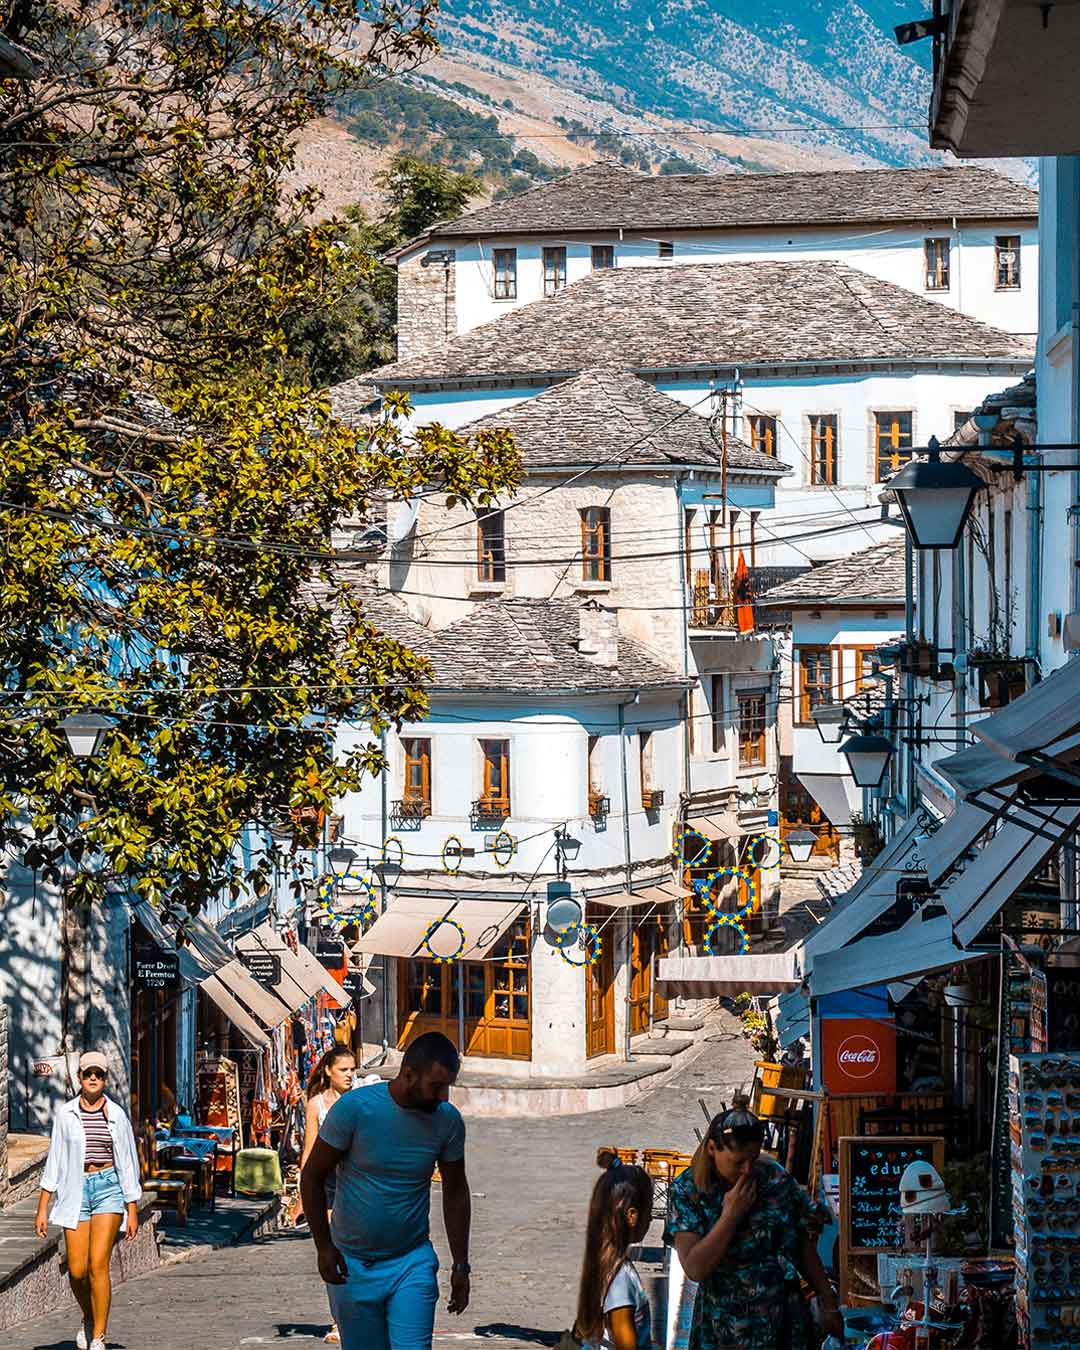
[{"xmin": 300, "ymin": 1032, "xmax": 471, "ymax": 1350}]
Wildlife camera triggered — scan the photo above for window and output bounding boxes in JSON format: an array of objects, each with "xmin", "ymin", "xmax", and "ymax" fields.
[
  {"xmin": 995, "ymin": 235, "xmax": 1021, "ymax": 290},
  {"xmin": 737, "ymin": 692, "xmax": 767, "ymax": 768},
  {"xmin": 587, "ymin": 735, "xmax": 606, "ymax": 815},
  {"xmin": 493, "ymin": 248, "xmax": 517, "ymax": 300},
  {"xmin": 925, "ymin": 238, "xmax": 950, "ymax": 290},
  {"xmin": 591, "ymin": 245, "xmax": 614, "ymax": 269},
  {"xmin": 855, "ymin": 648, "xmax": 877, "ymax": 693},
  {"xmin": 476, "ymin": 509, "xmax": 506, "ymax": 582},
  {"xmin": 480, "ymin": 739, "xmax": 510, "ymax": 812},
  {"xmin": 543, "ymin": 246, "xmax": 566, "ymax": 297},
  {"xmin": 798, "ymin": 647, "xmax": 833, "ymax": 724},
  {"xmin": 402, "ymin": 737, "xmax": 431, "ymax": 813},
  {"xmin": 875, "ymin": 411, "xmax": 914, "ymax": 480},
  {"xmin": 809, "ymin": 414, "xmax": 838, "ymax": 486},
  {"xmin": 580, "ymin": 506, "xmax": 611, "ymax": 582},
  {"xmin": 711, "ymin": 674, "xmax": 725, "ymax": 754},
  {"xmin": 954, "ymin": 409, "xmax": 972, "ymax": 432},
  {"xmin": 748, "ymin": 414, "xmax": 777, "ymax": 457},
  {"xmin": 657, "ymin": 240, "xmax": 674, "ymax": 258},
  {"xmin": 639, "ymin": 731, "xmax": 659, "ymax": 807}
]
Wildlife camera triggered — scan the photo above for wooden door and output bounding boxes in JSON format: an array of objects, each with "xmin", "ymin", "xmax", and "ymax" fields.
[
  {"xmin": 585, "ymin": 905, "xmax": 615, "ymax": 1058},
  {"xmin": 629, "ymin": 914, "xmax": 671, "ymax": 1033},
  {"xmin": 779, "ymin": 755, "xmax": 840, "ymax": 860}
]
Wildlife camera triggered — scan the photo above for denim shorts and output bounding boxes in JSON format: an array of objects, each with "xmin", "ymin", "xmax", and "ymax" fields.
[{"xmin": 78, "ymin": 1166, "xmax": 126, "ymax": 1222}]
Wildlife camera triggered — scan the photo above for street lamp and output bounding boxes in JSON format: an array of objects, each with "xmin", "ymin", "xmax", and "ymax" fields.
[
  {"xmin": 60, "ymin": 713, "xmax": 115, "ymax": 759},
  {"xmin": 811, "ymin": 704, "xmax": 848, "ymax": 745},
  {"xmin": 785, "ymin": 828, "xmax": 818, "ymax": 864},
  {"xmin": 554, "ymin": 824, "xmax": 582, "ymax": 880},
  {"xmin": 327, "ymin": 845, "xmax": 357, "ymax": 876},
  {"xmin": 889, "ymin": 437, "xmax": 984, "ymax": 550},
  {"xmin": 840, "ymin": 732, "xmax": 896, "ymax": 789}
]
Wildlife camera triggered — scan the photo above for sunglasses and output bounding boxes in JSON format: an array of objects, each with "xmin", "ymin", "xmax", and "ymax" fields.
[{"xmin": 81, "ymin": 1068, "xmax": 106, "ymax": 1080}]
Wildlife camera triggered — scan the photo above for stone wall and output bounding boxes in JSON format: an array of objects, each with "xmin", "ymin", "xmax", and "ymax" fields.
[
  {"xmin": 0, "ymin": 1005, "xmax": 7, "ymax": 1196},
  {"xmin": 396, "ymin": 250, "xmax": 456, "ymax": 360}
]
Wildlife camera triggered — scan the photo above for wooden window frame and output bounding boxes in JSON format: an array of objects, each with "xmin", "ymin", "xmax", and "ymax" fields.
[
  {"xmin": 580, "ymin": 506, "xmax": 611, "ymax": 582},
  {"xmin": 480, "ymin": 739, "xmax": 510, "ymax": 814},
  {"xmin": 747, "ymin": 414, "xmax": 777, "ymax": 457},
  {"xmin": 809, "ymin": 414, "xmax": 838, "ymax": 486},
  {"xmin": 587, "ymin": 734, "xmax": 607, "ymax": 816},
  {"xmin": 402, "ymin": 737, "xmax": 431, "ymax": 811},
  {"xmin": 591, "ymin": 244, "xmax": 614, "ymax": 270},
  {"xmin": 834, "ymin": 645, "xmax": 879, "ymax": 699},
  {"xmin": 874, "ymin": 410, "xmax": 914, "ymax": 481},
  {"xmin": 476, "ymin": 509, "xmax": 506, "ymax": 583},
  {"xmin": 492, "ymin": 248, "xmax": 517, "ymax": 300},
  {"xmin": 657, "ymin": 240, "xmax": 674, "ymax": 258},
  {"xmin": 924, "ymin": 237, "xmax": 950, "ymax": 291},
  {"xmin": 710, "ymin": 673, "xmax": 725, "ymax": 754},
  {"xmin": 638, "ymin": 730, "xmax": 657, "ymax": 805},
  {"xmin": 736, "ymin": 691, "xmax": 767, "ymax": 769},
  {"xmin": 797, "ymin": 647, "xmax": 834, "ymax": 725},
  {"xmin": 542, "ymin": 246, "xmax": 566, "ymax": 297},
  {"xmin": 995, "ymin": 235, "xmax": 1021, "ymax": 290}
]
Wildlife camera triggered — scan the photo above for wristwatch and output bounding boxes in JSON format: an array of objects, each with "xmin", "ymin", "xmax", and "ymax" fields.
[{"xmin": 452, "ymin": 1262, "xmax": 471, "ymax": 1276}]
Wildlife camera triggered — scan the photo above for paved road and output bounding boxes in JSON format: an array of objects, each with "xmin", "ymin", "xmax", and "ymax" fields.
[{"xmin": 10, "ymin": 1015, "xmax": 754, "ymax": 1350}]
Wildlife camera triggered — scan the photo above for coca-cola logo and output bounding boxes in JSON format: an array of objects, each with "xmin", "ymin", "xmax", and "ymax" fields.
[{"xmin": 836, "ymin": 1035, "xmax": 880, "ymax": 1078}]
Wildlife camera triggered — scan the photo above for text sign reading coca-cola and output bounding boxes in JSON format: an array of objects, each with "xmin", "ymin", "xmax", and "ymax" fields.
[{"xmin": 822, "ymin": 1017, "xmax": 896, "ymax": 1094}]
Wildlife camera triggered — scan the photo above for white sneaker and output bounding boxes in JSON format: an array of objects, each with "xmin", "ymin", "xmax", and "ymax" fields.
[
  {"xmin": 90, "ymin": 1339, "xmax": 106, "ymax": 1350},
  {"xmin": 75, "ymin": 1326, "xmax": 88, "ymax": 1350}
]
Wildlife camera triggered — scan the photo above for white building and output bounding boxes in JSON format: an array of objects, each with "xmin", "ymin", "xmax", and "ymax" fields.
[{"xmin": 389, "ymin": 162, "xmax": 1038, "ymax": 354}]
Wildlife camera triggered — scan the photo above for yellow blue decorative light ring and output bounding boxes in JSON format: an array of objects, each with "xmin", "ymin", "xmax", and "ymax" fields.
[
  {"xmin": 491, "ymin": 830, "xmax": 516, "ymax": 869},
  {"xmin": 422, "ymin": 917, "xmax": 466, "ymax": 964},
  {"xmin": 693, "ymin": 866, "xmax": 756, "ymax": 919},
  {"xmin": 318, "ymin": 870, "xmax": 377, "ymax": 928},
  {"xmin": 703, "ymin": 914, "xmax": 750, "ymax": 956},
  {"xmin": 674, "ymin": 824, "xmax": 710, "ymax": 868},
  {"xmin": 745, "ymin": 833, "xmax": 782, "ymax": 872},
  {"xmin": 555, "ymin": 921, "xmax": 602, "ymax": 968},
  {"xmin": 442, "ymin": 835, "xmax": 463, "ymax": 876},
  {"xmin": 382, "ymin": 835, "xmax": 404, "ymax": 870}
]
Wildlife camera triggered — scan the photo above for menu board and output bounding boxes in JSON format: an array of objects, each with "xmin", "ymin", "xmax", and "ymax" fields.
[{"xmin": 837, "ymin": 1135, "xmax": 945, "ymax": 1303}]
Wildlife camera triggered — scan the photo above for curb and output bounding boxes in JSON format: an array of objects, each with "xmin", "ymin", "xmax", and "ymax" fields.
[{"xmin": 158, "ymin": 1196, "xmax": 283, "ymax": 1268}]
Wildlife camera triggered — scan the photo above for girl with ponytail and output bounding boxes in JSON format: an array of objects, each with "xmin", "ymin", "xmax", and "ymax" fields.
[{"xmin": 574, "ymin": 1149, "xmax": 656, "ymax": 1349}]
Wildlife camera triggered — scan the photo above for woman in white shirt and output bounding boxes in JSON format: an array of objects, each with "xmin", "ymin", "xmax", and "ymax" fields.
[
  {"xmin": 34, "ymin": 1050, "xmax": 142, "ymax": 1350},
  {"xmin": 574, "ymin": 1150, "xmax": 656, "ymax": 1350}
]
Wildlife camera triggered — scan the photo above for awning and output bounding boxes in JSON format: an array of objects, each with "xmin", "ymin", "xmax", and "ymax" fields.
[
  {"xmin": 802, "ymin": 815, "xmax": 926, "ymax": 963},
  {"xmin": 936, "ymin": 742, "xmax": 1020, "ymax": 795},
  {"xmin": 795, "ymin": 772, "xmax": 854, "ymax": 828},
  {"xmin": 810, "ymin": 911, "xmax": 991, "ymax": 999},
  {"xmin": 200, "ymin": 973, "xmax": 271, "ymax": 1050},
  {"xmin": 923, "ymin": 797, "xmax": 999, "ymax": 886},
  {"xmin": 685, "ymin": 809, "xmax": 737, "ymax": 838},
  {"xmin": 771, "ymin": 988, "xmax": 810, "ymax": 1049},
  {"xmin": 657, "ymin": 952, "xmax": 803, "ymax": 999},
  {"xmin": 972, "ymin": 659, "xmax": 1080, "ymax": 764},
  {"xmin": 354, "ymin": 895, "xmax": 525, "ymax": 961},
  {"xmin": 210, "ymin": 958, "xmax": 294, "ymax": 1029},
  {"xmin": 235, "ymin": 923, "xmax": 354, "ymax": 1009},
  {"xmin": 587, "ymin": 885, "xmax": 682, "ymax": 909}
]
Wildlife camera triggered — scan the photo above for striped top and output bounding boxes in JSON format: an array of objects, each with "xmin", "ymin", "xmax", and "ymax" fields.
[{"xmin": 80, "ymin": 1104, "xmax": 114, "ymax": 1167}]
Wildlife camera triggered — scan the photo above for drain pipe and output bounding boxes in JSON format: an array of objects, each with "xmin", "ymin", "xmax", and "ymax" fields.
[
  {"xmin": 618, "ymin": 693, "xmax": 639, "ymax": 1063},
  {"xmin": 369, "ymin": 726, "xmax": 390, "ymax": 1068},
  {"xmin": 904, "ymin": 533, "xmax": 917, "ymax": 815}
]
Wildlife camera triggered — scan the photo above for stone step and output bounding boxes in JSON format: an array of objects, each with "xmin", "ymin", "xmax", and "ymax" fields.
[
  {"xmin": 631, "ymin": 1036, "xmax": 694, "ymax": 1058},
  {"xmin": 655, "ymin": 1016, "xmax": 705, "ymax": 1032}
]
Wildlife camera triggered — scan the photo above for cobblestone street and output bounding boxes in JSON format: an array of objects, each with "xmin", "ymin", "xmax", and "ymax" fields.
[{"xmin": 8, "ymin": 1013, "xmax": 755, "ymax": 1350}]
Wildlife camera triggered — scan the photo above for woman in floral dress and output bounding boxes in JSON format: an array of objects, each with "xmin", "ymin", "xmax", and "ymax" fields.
[{"xmin": 663, "ymin": 1103, "xmax": 842, "ymax": 1350}]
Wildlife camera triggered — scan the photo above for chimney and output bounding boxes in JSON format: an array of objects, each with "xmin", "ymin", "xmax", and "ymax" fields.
[{"xmin": 578, "ymin": 600, "xmax": 619, "ymax": 668}]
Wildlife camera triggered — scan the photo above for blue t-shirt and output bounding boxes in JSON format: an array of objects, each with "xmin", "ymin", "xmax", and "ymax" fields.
[{"xmin": 319, "ymin": 1081, "xmax": 465, "ymax": 1261}]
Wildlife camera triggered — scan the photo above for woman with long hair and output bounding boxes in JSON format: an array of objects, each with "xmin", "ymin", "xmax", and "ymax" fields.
[
  {"xmin": 34, "ymin": 1051, "xmax": 142, "ymax": 1350},
  {"xmin": 574, "ymin": 1149, "xmax": 656, "ymax": 1349},
  {"xmin": 296, "ymin": 1046, "xmax": 356, "ymax": 1345},
  {"xmin": 663, "ymin": 1101, "xmax": 841, "ymax": 1350}
]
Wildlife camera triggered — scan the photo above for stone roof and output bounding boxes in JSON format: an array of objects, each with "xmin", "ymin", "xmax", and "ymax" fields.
[
  {"xmin": 756, "ymin": 537, "xmax": 907, "ymax": 607},
  {"xmin": 371, "ymin": 261, "xmax": 1032, "ymax": 387},
  {"xmin": 457, "ymin": 369, "xmax": 790, "ymax": 476},
  {"xmin": 328, "ymin": 378, "xmax": 380, "ymax": 426},
  {"xmin": 947, "ymin": 369, "xmax": 1037, "ymax": 450},
  {"xmin": 401, "ymin": 163, "xmax": 1036, "ymax": 246},
  {"xmin": 358, "ymin": 594, "xmax": 690, "ymax": 694}
]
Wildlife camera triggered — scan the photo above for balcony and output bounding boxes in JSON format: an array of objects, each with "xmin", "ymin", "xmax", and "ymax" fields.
[
  {"xmin": 689, "ymin": 565, "xmax": 810, "ymax": 632},
  {"xmin": 642, "ymin": 788, "xmax": 664, "ymax": 812},
  {"xmin": 470, "ymin": 797, "xmax": 510, "ymax": 830},
  {"xmin": 390, "ymin": 797, "xmax": 430, "ymax": 832},
  {"xmin": 589, "ymin": 792, "xmax": 611, "ymax": 830}
]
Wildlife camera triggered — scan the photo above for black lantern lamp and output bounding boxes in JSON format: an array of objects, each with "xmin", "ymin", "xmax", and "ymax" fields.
[
  {"xmin": 327, "ymin": 845, "xmax": 357, "ymax": 876},
  {"xmin": 60, "ymin": 712, "xmax": 115, "ymax": 759},
  {"xmin": 889, "ymin": 437, "xmax": 984, "ymax": 550},
  {"xmin": 785, "ymin": 828, "xmax": 818, "ymax": 864},
  {"xmin": 840, "ymin": 732, "xmax": 896, "ymax": 789},
  {"xmin": 811, "ymin": 703, "xmax": 848, "ymax": 745}
]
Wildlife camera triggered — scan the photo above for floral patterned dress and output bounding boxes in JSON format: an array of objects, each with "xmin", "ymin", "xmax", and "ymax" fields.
[{"xmin": 663, "ymin": 1158, "xmax": 828, "ymax": 1350}]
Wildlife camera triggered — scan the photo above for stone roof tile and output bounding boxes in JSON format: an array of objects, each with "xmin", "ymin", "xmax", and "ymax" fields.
[{"xmin": 756, "ymin": 537, "xmax": 906, "ymax": 607}]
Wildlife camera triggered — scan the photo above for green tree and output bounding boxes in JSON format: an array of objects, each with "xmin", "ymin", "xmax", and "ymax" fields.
[
  {"xmin": 376, "ymin": 153, "xmax": 481, "ymax": 241},
  {"xmin": 0, "ymin": 0, "xmax": 520, "ymax": 913}
]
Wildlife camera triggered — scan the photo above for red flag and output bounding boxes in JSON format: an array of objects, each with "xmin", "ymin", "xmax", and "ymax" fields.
[{"xmin": 733, "ymin": 551, "xmax": 754, "ymax": 633}]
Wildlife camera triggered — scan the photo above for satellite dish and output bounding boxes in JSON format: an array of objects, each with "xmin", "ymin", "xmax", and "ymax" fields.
[
  {"xmin": 547, "ymin": 896, "xmax": 583, "ymax": 935},
  {"xmin": 389, "ymin": 498, "xmax": 420, "ymax": 543}
]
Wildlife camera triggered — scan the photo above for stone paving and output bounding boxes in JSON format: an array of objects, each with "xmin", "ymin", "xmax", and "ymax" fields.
[{"xmin": 6, "ymin": 1010, "xmax": 757, "ymax": 1350}]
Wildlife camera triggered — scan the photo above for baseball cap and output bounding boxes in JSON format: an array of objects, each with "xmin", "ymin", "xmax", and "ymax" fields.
[{"xmin": 79, "ymin": 1051, "xmax": 109, "ymax": 1074}]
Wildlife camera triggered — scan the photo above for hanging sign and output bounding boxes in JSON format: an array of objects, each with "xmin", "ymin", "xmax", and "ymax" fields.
[
  {"xmin": 240, "ymin": 951, "xmax": 282, "ymax": 990},
  {"xmin": 133, "ymin": 950, "xmax": 180, "ymax": 990},
  {"xmin": 821, "ymin": 1017, "xmax": 896, "ymax": 1095},
  {"xmin": 316, "ymin": 939, "xmax": 345, "ymax": 970}
]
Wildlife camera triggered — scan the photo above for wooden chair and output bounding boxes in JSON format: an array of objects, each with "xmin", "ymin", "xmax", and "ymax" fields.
[
  {"xmin": 641, "ymin": 1149, "xmax": 692, "ymax": 1220},
  {"xmin": 136, "ymin": 1124, "xmax": 191, "ymax": 1225}
]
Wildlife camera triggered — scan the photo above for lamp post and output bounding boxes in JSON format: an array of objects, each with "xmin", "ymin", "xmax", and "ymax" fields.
[
  {"xmin": 60, "ymin": 713, "xmax": 115, "ymax": 759},
  {"xmin": 840, "ymin": 732, "xmax": 896, "ymax": 790},
  {"xmin": 811, "ymin": 704, "xmax": 848, "ymax": 745},
  {"xmin": 889, "ymin": 437, "xmax": 984, "ymax": 550},
  {"xmin": 327, "ymin": 845, "xmax": 357, "ymax": 877},
  {"xmin": 785, "ymin": 828, "xmax": 818, "ymax": 864},
  {"xmin": 554, "ymin": 824, "xmax": 582, "ymax": 881}
]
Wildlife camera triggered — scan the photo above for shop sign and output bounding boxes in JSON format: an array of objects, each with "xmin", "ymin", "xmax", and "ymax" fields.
[
  {"xmin": 133, "ymin": 950, "xmax": 180, "ymax": 989},
  {"xmin": 316, "ymin": 940, "xmax": 345, "ymax": 970},
  {"xmin": 240, "ymin": 951, "xmax": 281, "ymax": 989},
  {"xmin": 32, "ymin": 1060, "xmax": 54, "ymax": 1077},
  {"xmin": 340, "ymin": 970, "xmax": 366, "ymax": 1005},
  {"xmin": 821, "ymin": 1017, "xmax": 896, "ymax": 1094}
]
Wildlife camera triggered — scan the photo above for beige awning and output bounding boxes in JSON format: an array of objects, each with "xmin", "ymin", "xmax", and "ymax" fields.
[
  {"xmin": 214, "ymin": 958, "xmax": 294, "ymax": 1029},
  {"xmin": 686, "ymin": 811, "xmax": 737, "ymax": 838},
  {"xmin": 200, "ymin": 970, "xmax": 272, "ymax": 1049},
  {"xmin": 236, "ymin": 923, "xmax": 352, "ymax": 1009},
  {"xmin": 587, "ymin": 885, "xmax": 681, "ymax": 909},
  {"xmin": 354, "ymin": 896, "xmax": 525, "ymax": 961},
  {"xmin": 657, "ymin": 952, "xmax": 803, "ymax": 999}
]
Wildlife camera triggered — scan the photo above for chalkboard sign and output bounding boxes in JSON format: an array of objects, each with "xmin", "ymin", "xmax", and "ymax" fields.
[
  {"xmin": 838, "ymin": 1135, "xmax": 945, "ymax": 1304},
  {"xmin": 134, "ymin": 950, "xmax": 180, "ymax": 990},
  {"xmin": 341, "ymin": 970, "xmax": 366, "ymax": 1005},
  {"xmin": 316, "ymin": 941, "xmax": 345, "ymax": 969},
  {"xmin": 240, "ymin": 951, "xmax": 281, "ymax": 989}
]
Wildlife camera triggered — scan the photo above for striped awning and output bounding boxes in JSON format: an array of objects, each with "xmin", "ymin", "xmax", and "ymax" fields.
[{"xmin": 657, "ymin": 952, "xmax": 803, "ymax": 999}]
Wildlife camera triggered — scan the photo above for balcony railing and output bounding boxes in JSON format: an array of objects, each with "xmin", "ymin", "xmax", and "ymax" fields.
[
  {"xmin": 390, "ymin": 797, "xmax": 430, "ymax": 831},
  {"xmin": 642, "ymin": 788, "xmax": 664, "ymax": 812},
  {"xmin": 471, "ymin": 796, "xmax": 510, "ymax": 829},
  {"xmin": 589, "ymin": 792, "xmax": 611, "ymax": 821},
  {"xmin": 688, "ymin": 565, "xmax": 810, "ymax": 631}
]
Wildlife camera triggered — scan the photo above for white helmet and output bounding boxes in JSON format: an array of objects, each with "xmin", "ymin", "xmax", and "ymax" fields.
[{"xmin": 899, "ymin": 1160, "xmax": 949, "ymax": 1215}]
